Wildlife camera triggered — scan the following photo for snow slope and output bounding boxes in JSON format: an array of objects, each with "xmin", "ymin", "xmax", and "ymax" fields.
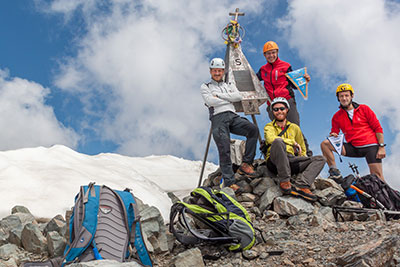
[{"xmin": 0, "ymin": 145, "xmax": 217, "ymax": 222}]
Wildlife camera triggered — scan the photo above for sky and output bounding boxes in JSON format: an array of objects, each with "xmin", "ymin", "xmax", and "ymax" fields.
[
  {"xmin": 1, "ymin": 0, "xmax": 400, "ymax": 189},
  {"xmin": 0, "ymin": 145, "xmax": 217, "ymax": 221}
]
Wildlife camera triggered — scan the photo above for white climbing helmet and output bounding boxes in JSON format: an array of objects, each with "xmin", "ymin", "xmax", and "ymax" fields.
[
  {"xmin": 209, "ymin": 58, "xmax": 225, "ymax": 69},
  {"xmin": 270, "ymin": 97, "xmax": 290, "ymax": 109}
]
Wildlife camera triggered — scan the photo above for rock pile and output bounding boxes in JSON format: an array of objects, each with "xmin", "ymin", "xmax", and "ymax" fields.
[{"xmin": 1, "ymin": 164, "xmax": 399, "ymax": 266}]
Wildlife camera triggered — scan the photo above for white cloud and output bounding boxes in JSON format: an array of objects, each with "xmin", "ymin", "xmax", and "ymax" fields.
[
  {"xmin": 0, "ymin": 69, "xmax": 79, "ymax": 150},
  {"xmin": 42, "ymin": 0, "xmax": 267, "ymax": 159},
  {"xmin": 280, "ymin": 0, "xmax": 400, "ymax": 188}
]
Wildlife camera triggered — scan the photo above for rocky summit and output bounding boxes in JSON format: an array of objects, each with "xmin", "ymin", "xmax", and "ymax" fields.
[{"xmin": 0, "ymin": 165, "xmax": 399, "ymax": 266}]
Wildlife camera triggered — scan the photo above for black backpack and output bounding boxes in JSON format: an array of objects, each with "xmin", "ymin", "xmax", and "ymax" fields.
[{"xmin": 354, "ymin": 174, "xmax": 400, "ymax": 212}]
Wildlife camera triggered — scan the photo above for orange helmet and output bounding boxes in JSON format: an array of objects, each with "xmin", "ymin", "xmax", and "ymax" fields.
[{"xmin": 263, "ymin": 41, "xmax": 279, "ymax": 53}]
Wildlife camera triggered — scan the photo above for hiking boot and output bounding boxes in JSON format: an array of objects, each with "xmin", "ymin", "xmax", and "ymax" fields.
[
  {"xmin": 238, "ymin": 163, "xmax": 257, "ymax": 178},
  {"xmin": 294, "ymin": 187, "xmax": 318, "ymax": 202},
  {"xmin": 279, "ymin": 181, "xmax": 292, "ymax": 194},
  {"xmin": 328, "ymin": 168, "xmax": 343, "ymax": 181}
]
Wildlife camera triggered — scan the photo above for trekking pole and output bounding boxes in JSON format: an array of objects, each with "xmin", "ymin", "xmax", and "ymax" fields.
[
  {"xmin": 349, "ymin": 184, "xmax": 386, "ymax": 209},
  {"xmin": 251, "ymin": 114, "xmax": 265, "ymax": 159},
  {"xmin": 198, "ymin": 125, "xmax": 213, "ymax": 187},
  {"xmin": 348, "ymin": 162, "xmax": 361, "ymax": 178}
]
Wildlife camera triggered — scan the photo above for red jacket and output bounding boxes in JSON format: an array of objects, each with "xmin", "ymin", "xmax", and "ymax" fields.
[
  {"xmin": 257, "ymin": 58, "xmax": 295, "ymax": 104},
  {"xmin": 331, "ymin": 102, "xmax": 383, "ymax": 146}
]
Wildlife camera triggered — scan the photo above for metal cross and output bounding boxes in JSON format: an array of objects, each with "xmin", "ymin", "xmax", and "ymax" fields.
[{"xmin": 229, "ymin": 8, "xmax": 244, "ymax": 22}]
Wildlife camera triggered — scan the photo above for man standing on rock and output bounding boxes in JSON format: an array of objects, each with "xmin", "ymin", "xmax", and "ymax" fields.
[
  {"xmin": 257, "ymin": 41, "xmax": 312, "ymax": 156},
  {"xmin": 264, "ymin": 97, "xmax": 325, "ymax": 201},
  {"xmin": 201, "ymin": 58, "xmax": 259, "ymax": 191},
  {"xmin": 320, "ymin": 83, "xmax": 386, "ymax": 181}
]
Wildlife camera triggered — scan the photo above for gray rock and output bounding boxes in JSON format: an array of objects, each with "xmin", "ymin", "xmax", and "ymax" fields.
[
  {"xmin": 318, "ymin": 206, "xmax": 336, "ymax": 222},
  {"xmin": 273, "ymin": 196, "xmax": 315, "ymax": 216},
  {"xmin": 0, "ymin": 244, "xmax": 20, "ymax": 259},
  {"xmin": 68, "ymin": 260, "xmax": 142, "ymax": 266},
  {"xmin": 286, "ymin": 214, "xmax": 309, "ymax": 226},
  {"xmin": 236, "ymin": 180, "xmax": 252, "ymax": 193},
  {"xmin": 315, "ymin": 187, "xmax": 346, "ymax": 206},
  {"xmin": 44, "ymin": 216, "xmax": 67, "ymax": 237},
  {"xmin": 0, "ymin": 228, "xmax": 9, "ymax": 246},
  {"xmin": 167, "ymin": 192, "xmax": 181, "ymax": 204},
  {"xmin": 0, "ymin": 215, "xmax": 22, "ymax": 233},
  {"xmin": 47, "ymin": 231, "xmax": 67, "ymax": 257},
  {"xmin": 253, "ymin": 178, "xmax": 275, "ymax": 196},
  {"xmin": 11, "ymin": 206, "xmax": 31, "ymax": 215},
  {"xmin": 249, "ymin": 177, "xmax": 263, "ymax": 188},
  {"xmin": 241, "ymin": 202, "xmax": 254, "ymax": 209},
  {"xmin": 242, "ymin": 249, "xmax": 259, "ymax": 260},
  {"xmin": 140, "ymin": 206, "xmax": 168, "ymax": 254},
  {"xmin": 337, "ymin": 236, "xmax": 398, "ymax": 266},
  {"xmin": 21, "ymin": 223, "xmax": 48, "ymax": 254},
  {"xmin": 8, "ymin": 226, "xmax": 23, "ymax": 247},
  {"xmin": 263, "ymin": 210, "xmax": 280, "ymax": 221},
  {"xmin": 237, "ymin": 193, "xmax": 257, "ymax": 202},
  {"xmin": 170, "ymin": 247, "xmax": 205, "ymax": 267},
  {"xmin": 259, "ymin": 182, "xmax": 282, "ymax": 212},
  {"xmin": 314, "ymin": 177, "xmax": 343, "ymax": 191}
]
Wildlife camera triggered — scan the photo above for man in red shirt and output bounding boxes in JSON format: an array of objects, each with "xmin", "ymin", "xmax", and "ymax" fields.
[
  {"xmin": 257, "ymin": 41, "xmax": 312, "ymax": 156},
  {"xmin": 320, "ymin": 83, "xmax": 386, "ymax": 181}
]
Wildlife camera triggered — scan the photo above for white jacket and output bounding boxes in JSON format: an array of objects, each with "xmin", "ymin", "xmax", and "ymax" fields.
[{"xmin": 200, "ymin": 79, "xmax": 242, "ymax": 116}]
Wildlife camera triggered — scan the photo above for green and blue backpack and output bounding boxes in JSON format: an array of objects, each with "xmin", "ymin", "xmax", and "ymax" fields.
[{"xmin": 170, "ymin": 187, "xmax": 255, "ymax": 251}]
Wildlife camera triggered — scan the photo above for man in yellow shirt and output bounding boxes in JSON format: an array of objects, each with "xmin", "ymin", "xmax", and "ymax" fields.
[{"xmin": 264, "ymin": 97, "xmax": 325, "ymax": 201}]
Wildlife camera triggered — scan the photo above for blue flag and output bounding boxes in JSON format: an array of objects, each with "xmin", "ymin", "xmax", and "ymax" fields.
[{"xmin": 285, "ymin": 67, "xmax": 309, "ymax": 100}]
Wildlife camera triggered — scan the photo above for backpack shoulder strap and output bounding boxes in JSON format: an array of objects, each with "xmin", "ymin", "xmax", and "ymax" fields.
[{"xmin": 116, "ymin": 190, "xmax": 153, "ymax": 267}]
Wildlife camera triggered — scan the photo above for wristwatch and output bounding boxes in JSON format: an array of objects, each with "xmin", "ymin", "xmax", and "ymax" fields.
[{"xmin": 379, "ymin": 143, "xmax": 386, "ymax": 147}]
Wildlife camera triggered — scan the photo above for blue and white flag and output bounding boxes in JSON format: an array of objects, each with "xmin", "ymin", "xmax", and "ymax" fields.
[
  {"xmin": 285, "ymin": 67, "xmax": 309, "ymax": 100},
  {"xmin": 327, "ymin": 134, "xmax": 344, "ymax": 162}
]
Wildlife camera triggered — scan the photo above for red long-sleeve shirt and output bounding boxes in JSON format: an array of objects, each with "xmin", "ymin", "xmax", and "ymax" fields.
[
  {"xmin": 257, "ymin": 58, "xmax": 295, "ymax": 104},
  {"xmin": 331, "ymin": 102, "xmax": 383, "ymax": 146}
]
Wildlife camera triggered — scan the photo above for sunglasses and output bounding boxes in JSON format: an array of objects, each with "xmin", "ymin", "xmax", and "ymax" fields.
[{"xmin": 272, "ymin": 107, "xmax": 286, "ymax": 112}]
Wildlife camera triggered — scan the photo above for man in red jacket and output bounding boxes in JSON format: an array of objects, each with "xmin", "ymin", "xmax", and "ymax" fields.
[
  {"xmin": 320, "ymin": 83, "xmax": 386, "ymax": 181},
  {"xmin": 257, "ymin": 41, "xmax": 312, "ymax": 156}
]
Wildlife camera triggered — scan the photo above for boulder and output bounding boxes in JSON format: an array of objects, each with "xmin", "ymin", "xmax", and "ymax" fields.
[
  {"xmin": 0, "ymin": 215, "xmax": 22, "ymax": 233},
  {"xmin": 170, "ymin": 247, "xmax": 205, "ymax": 267},
  {"xmin": 259, "ymin": 182, "xmax": 282, "ymax": 212},
  {"xmin": 47, "ymin": 231, "xmax": 67, "ymax": 257},
  {"xmin": 314, "ymin": 177, "xmax": 343, "ymax": 191},
  {"xmin": 8, "ymin": 225, "xmax": 23, "ymax": 247},
  {"xmin": 315, "ymin": 187, "xmax": 346, "ymax": 206},
  {"xmin": 337, "ymin": 236, "xmax": 398, "ymax": 266},
  {"xmin": 253, "ymin": 178, "xmax": 275, "ymax": 196},
  {"xmin": 273, "ymin": 196, "xmax": 315, "ymax": 216},
  {"xmin": 21, "ymin": 223, "xmax": 47, "ymax": 254},
  {"xmin": 237, "ymin": 193, "xmax": 257, "ymax": 202},
  {"xmin": 0, "ymin": 243, "xmax": 20, "ymax": 259},
  {"xmin": 11, "ymin": 206, "xmax": 31, "ymax": 214},
  {"xmin": 140, "ymin": 206, "xmax": 168, "ymax": 254},
  {"xmin": 44, "ymin": 216, "xmax": 67, "ymax": 237},
  {"xmin": 0, "ymin": 228, "xmax": 9, "ymax": 246}
]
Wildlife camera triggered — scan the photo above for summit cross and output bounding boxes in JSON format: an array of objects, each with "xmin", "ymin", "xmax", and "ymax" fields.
[{"xmin": 229, "ymin": 8, "xmax": 244, "ymax": 22}]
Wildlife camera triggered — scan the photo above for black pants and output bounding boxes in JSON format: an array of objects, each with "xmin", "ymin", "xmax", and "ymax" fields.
[{"xmin": 211, "ymin": 111, "xmax": 259, "ymax": 186}]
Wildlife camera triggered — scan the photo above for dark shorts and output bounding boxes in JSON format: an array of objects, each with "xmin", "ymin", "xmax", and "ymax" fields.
[{"xmin": 343, "ymin": 143, "xmax": 382, "ymax": 164}]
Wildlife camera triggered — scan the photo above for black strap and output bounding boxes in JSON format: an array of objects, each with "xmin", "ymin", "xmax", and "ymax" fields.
[{"xmin": 277, "ymin": 123, "xmax": 290, "ymax": 137}]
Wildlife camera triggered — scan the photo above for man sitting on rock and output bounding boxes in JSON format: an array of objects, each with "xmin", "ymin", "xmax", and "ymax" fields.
[{"xmin": 264, "ymin": 97, "xmax": 325, "ymax": 201}]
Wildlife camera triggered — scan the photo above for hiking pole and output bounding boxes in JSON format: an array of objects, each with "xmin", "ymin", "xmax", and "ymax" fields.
[
  {"xmin": 251, "ymin": 114, "xmax": 265, "ymax": 159},
  {"xmin": 349, "ymin": 162, "xmax": 361, "ymax": 178},
  {"xmin": 198, "ymin": 125, "xmax": 213, "ymax": 187}
]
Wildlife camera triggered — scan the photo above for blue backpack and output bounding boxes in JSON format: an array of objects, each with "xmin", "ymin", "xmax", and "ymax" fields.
[{"xmin": 62, "ymin": 183, "xmax": 152, "ymax": 266}]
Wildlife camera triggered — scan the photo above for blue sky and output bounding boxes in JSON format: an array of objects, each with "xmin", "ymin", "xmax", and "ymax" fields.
[{"xmin": 1, "ymin": 0, "xmax": 400, "ymax": 188}]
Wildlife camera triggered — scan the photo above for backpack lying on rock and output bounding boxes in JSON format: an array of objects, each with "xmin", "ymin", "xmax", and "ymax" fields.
[
  {"xmin": 23, "ymin": 183, "xmax": 152, "ymax": 267},
  {"xmin": 170, "ymin": 187, "xmax": 255, "ymax": 251},
  {"xmin": 337, "ymin": 174, "xmax": 400, "ymax": 220}
]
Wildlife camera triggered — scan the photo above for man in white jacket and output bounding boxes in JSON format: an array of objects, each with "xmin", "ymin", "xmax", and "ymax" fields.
[{"xmin": 201, "ymin": 58, "xmax": 259, "ymax": 191}]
